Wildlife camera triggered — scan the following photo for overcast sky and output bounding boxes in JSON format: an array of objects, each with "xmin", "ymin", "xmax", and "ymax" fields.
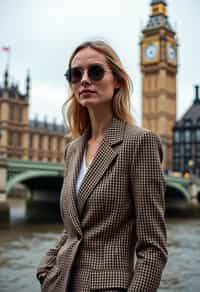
[{"xmin": 0, "ymin": 0, "xmax": 200, "ymax": 125}]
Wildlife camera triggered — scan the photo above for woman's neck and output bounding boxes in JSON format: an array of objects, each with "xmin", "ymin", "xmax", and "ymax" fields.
[{"xmin": 88, "ymin": 109, "xmax": 113, "ymax": 141}]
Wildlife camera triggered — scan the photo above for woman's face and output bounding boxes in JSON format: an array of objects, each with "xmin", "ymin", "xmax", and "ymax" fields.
[{"xmin": 70, "ymin": 47, "xmax": 119, "ymax": 108}]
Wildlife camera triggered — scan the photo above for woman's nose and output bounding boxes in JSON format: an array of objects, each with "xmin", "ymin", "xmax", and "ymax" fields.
[{"xmin": 80, "ymin": 69, "xmax": 91, "ymax": 84}]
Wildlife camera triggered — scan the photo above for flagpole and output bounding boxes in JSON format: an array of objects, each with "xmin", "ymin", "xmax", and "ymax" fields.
[
  {"xmin": 1, "ymin": 47, "xmax": 11, "ymax": 71},
  {"xmin": 6, "ymin": 47, "xmax": 10, "ymax": 72},
  {"xmin": 7, "ymin": 49, "xmax": 10, "ymax": 70}
]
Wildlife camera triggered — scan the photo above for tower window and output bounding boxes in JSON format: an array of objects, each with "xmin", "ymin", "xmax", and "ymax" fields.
[
  {"xmin": 196, "ymin": 129, "xmax": 200, "ymax": 142},
  {"xmin": 57, "ymin": 137, "xmax": 61, "ymax": 153},
  {"xmin": 9, "ymin": 106, "xmax": 14, "ymax": 121},
  {"xmin": 39, "ymin": 135, "xmax": 43, "ymax": 150},
  {"xmin": 184, "ymin": 143, "xmax": 191, "ymax": 150},
  {"xmin": 18, "ymin": 107, "xmax": 23, "ymax": 122},
  {"xmin": 29, "ymin": 134, "xmax": 33, "ymax": 149},
  {"xmin": 48, "ymin": 137, "xmax": 53, "ymax": 151},
  {"xmin": 184, "ymin": 129, "xmax": 191, "ymax": 143},
  {"xmin": 13, "ymin": 132, "xmax": 18, "ymax": 146},
  {"xmin": 8, "ymin": 131, "xmax": 13, "ymax": 145},
  {"xmin": 17, "ymin": 133, "xmax": 21, "ymax": 146},
  {"xmin": 174, "ymin": 144, "xmax": 180, "ymax": 156},
  {"xmin": 174, "ymin": 130, "xmax": 180, "ymax": 143},
  {"xmin": 153, "ymin": 7, "xmax": 159, "ymax": 13}
]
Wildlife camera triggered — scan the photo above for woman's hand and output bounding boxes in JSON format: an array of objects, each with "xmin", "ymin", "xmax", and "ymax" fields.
[{"xmin": 38, "ymin": 272, "xmax": 48, "ymax": 284}]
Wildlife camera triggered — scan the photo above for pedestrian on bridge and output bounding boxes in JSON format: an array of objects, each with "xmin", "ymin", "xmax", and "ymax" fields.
[{"xmin": 36, "ymin": 40, "xmax": 168, "ymax": 292}]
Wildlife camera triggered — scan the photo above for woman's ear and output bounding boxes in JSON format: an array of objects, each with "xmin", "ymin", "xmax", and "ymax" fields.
[
  {"xmin": 114, "ymin": 77, "xmax": 121, "ymax": 90},
  {"xmin": 112, "ymin": 69, "xmax": 121, "ymax": 90},
  {"xmin": 114, "ymin": 87, "xmax": 120, "ymax": 95}
]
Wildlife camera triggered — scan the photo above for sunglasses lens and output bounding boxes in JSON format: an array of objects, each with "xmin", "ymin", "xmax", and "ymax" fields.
[
  {"xmin": 88, "ymin": 64, "xmax": 105, "ymax": 81},
  {"xmin": 70, "ymin": 67, "xmax": 82, "ymax": 83}
]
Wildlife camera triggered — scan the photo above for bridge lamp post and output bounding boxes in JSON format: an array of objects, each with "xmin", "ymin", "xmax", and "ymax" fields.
[{"xmin": 188, "ymin": 159, "xmax": 198, "ymax": 207}]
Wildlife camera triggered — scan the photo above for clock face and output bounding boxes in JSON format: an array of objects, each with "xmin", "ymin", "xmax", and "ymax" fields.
[
  {"xmin": 144, "ymin": 43, "xmax": 158, "ymax": 60},
  {"xmin": 167, "ymin": 44, "xmax": 176, "ymax": 61}
]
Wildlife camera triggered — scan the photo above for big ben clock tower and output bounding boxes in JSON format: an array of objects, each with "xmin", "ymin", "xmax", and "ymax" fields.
[{"xmin": 140, "ymin": 0, "xmax": 178, "ymax": 170}]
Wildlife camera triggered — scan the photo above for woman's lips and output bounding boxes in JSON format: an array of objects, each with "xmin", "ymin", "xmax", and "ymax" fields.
[{"xmin": 79, "ymin": 90, "xmax": 96, "ymax": 97}]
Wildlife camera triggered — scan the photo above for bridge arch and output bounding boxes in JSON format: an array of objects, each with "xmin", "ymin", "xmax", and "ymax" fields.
[
  {"xmin": 165, "ymin": 181, "xmax": 190, "ymax": 208},
  {"xmin": 7, "ymin": 170, "xmax": 64, "ymax": 222},
  {"xmin": 7, "ymin": 170, "xmax": 63, "ymax": 194}
]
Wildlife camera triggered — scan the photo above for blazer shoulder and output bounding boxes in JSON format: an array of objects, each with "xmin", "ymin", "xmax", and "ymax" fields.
[
  {"xmin": 63, "ymin": 137, "xmax": 80, "ymax": 158},
  {"xmin": 125, "ymin": 124, "xmax": 163, "ymax": 162},
  {"xmin": 125, "ymin": 123, "xmax": 161, "ymax": 141}
]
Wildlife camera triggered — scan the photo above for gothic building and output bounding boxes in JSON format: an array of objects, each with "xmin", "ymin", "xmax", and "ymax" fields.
[
  {"xmin": 140, "ymin": 0, "xmax": 178, "ymax": 170},
  {"xmin": 0, "ymin": 69, "xmax": 68, "ymax": 162},
  {"xmin": 173, "ymin": 86, "xmax": 200, "ymax": 176}
]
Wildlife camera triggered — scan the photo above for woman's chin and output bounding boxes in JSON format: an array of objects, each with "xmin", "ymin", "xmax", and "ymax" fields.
[
  {"xmin": 79, "ymin": 97, "xmax": 112, "ymax": 108},
  {"xmin": 80, "ymin": 99, "xmax": 101, "ymax": 107}
]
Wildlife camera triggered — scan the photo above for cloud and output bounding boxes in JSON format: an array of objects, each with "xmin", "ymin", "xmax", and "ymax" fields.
[{"xmin": 30, "ymin": 81, "xmax": 66, "ymax": 123}]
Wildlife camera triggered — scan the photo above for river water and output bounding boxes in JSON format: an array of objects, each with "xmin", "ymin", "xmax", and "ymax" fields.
[{"xmin": 0, "ymin": 199, "xmax": 200, "ymax": 292}]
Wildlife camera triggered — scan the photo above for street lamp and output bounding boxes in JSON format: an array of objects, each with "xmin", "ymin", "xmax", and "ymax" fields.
[
  {"xmin": 188, "ymin": 159, "xmax": 194, "ymax": 170},
  {"xmin": 188, "ymin": 159, "xmax": 198, "ymax": 207}
]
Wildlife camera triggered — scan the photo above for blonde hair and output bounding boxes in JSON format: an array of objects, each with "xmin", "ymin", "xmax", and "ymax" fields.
[{"xmin": 62, "ymin": 40, "xmax": 134, "ymax": 139}]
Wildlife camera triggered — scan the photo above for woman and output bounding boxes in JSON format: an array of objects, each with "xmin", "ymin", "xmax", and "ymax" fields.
[{"xmin": 36, "ymin": 40, "xmax": 168, "ymax": 292}]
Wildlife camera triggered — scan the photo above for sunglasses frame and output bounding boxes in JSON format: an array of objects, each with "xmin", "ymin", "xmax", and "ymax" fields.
[{"xmin": 64, "ymin": 63, "xmax": 112, "ymax": 84}]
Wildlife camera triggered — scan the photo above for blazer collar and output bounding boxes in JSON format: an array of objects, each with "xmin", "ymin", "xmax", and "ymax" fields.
[{"xmin": 101, "ymin": 117, "xmax": 126, "ymax": 146}]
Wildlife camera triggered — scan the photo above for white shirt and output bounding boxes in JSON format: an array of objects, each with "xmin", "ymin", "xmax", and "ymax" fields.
[{"xmin": 76, "ymin": 151, "xmax": 90, "ymax": 194}]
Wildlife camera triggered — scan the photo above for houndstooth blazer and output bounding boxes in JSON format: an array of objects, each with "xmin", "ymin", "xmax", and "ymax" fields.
[{"xmin": 36, "ymin": 117, "xmax": 168, "ymax": 292}]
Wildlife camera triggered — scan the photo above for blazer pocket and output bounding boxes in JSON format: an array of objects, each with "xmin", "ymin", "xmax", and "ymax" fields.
[
  {"xmin": 41, "ymin": 265, "xmax": 59, "ymax": 292},
  {"xmin": 90, "ymin": 289, "xmax": 127, "ymax": 292},
  {"xmin": 89, "ymin": 269, "xmax": 132, "ymax": 291}
]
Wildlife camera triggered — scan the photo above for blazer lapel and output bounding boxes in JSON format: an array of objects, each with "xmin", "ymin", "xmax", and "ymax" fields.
[
  {"xmin": 77, "ymin": 118, "xmax": 126, "ymax": 217},
  {"xmin": 66, "ymin": 126, "xmax": 90, "ymax": 235}
]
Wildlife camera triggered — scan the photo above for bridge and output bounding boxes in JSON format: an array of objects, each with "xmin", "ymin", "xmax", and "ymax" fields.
[
  {"xmin": 0, "ymin": 157, "xmax": 200, "ymax": 225},
  {"xmin": 0, "ymin": 157, "xmax": 64, "ymax": 224}
]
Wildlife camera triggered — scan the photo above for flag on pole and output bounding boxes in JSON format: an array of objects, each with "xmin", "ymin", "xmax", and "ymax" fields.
[
  {"xmin": 1, "ymin": 47, "xmax": 11, "ymax": 69},
  {"xmin": 2, "ymin": 47, "xmax": 10, "ymax": 53}
]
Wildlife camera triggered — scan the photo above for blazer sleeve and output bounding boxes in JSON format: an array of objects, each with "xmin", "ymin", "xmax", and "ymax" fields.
[
  {"xmin": 36, "ymin": 229, "xmax": 68, "ymax": 278},
  {"xmin": 128, "ymin": 131, "xmax": 168, "ymax": 292},
  {"xmin": 36, "ymin": 143, "xmax": 70, "ymax": 279}
]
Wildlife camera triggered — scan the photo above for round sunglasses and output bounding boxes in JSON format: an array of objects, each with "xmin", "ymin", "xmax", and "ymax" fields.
[{"xmin": 64, "ymin": 63, "xmax": 112, "ymax": 84}]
